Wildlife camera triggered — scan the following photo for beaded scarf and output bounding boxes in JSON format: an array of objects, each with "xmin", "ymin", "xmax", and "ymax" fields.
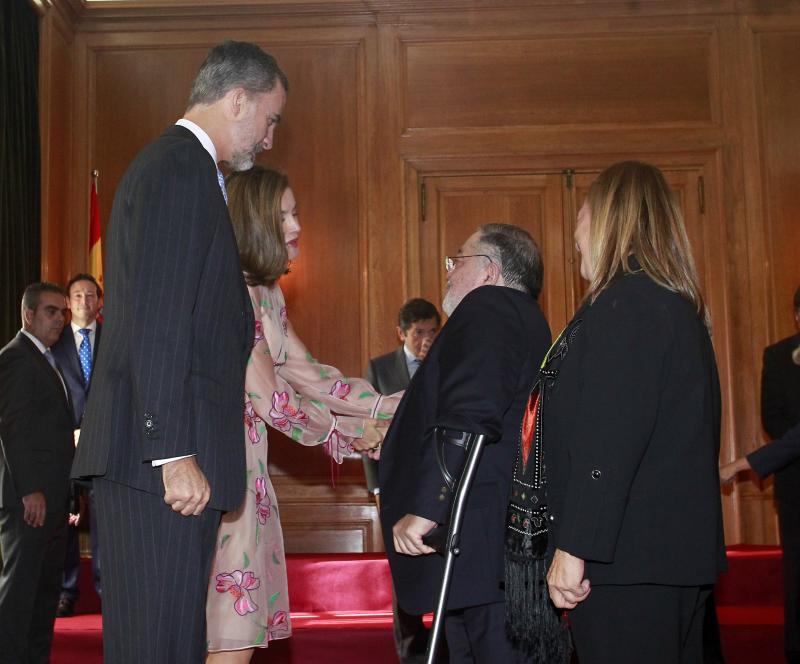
[{"xmin": 504, "ymin": 317, "xmax": 583, "ymax": 661}]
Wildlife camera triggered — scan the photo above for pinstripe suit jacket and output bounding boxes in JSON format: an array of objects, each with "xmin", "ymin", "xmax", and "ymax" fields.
[{"xmin": 71, "ymin": 125, "xmax": 254, "ymax": 512}]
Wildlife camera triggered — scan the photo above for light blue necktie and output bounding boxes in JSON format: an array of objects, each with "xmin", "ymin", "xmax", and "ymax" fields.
[
  {"xmin": 78, "ymin": 328, "xmax": 93, "ymax": 388},
  {"xmin": 409, "ymin": 358, "xmax": 422, "ymax": 378},
  {"xmin": 216, "ymin": 168, "xmax": 228, "ymax": 203}
]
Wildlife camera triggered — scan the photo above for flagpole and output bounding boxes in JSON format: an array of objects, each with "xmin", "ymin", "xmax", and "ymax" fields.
[{"xmin": 89, "ymin": 169, "xmax": 104, "ymax": 291}]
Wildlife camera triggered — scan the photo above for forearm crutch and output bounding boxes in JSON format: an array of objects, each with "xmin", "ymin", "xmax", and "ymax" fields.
[{"xmin": 425, "ymin": 431, "xmax": 487, "ymax": 664}]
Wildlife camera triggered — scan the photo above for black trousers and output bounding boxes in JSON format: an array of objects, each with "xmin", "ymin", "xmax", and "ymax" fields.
[
  {"xmin": 61, "ymin": 487, "xmax": 101, "ymax": 602},
  {"xmin": 94, "ymin": 478, "xmax": 220, "ymax": 664},
  {"xmin": 445, "ymin": 600, "xmax": 531, "ymax": 664},
  {"xmin": 0, "ymin": 506, "xmax": 67, "ymax": 664},
  {"xmin": 778, "ymin": 496, "xmax": 800, "ymax": 660},
  {"xmin": 569, "ymin": 584, "xmax": 711, "ymax": 664}
]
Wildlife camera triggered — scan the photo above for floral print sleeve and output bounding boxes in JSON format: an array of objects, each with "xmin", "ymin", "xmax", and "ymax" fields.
[{"xmin": 245, "ymin": 284, "xmax": 400, "ymax": 463}]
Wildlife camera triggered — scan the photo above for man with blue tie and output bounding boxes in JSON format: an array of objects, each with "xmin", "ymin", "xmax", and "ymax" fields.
[
  {"xmin": 51, "ymin": 274, "xmax": 103, "ymax": 617},
  {"xmin": 0, "ymin": 282, "xmax": 74, "ymax": 663}
]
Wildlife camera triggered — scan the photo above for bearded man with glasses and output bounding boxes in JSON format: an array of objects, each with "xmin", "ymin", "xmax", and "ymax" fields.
[{"xmin": 378, "ymin": 223, "xmax": 551, "ymax": 662}]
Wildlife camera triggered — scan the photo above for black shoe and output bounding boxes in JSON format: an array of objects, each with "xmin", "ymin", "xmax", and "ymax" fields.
[{"xmin": 56, "ymin": 598, "xmax": 75, "ymax": 617}]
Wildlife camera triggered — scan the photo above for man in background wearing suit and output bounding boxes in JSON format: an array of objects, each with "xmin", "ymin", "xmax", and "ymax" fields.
[
  {"xmin": 379, "ymin": 223, "xmax": 551, "ymax": 661},
  {"xmin": 363, "ymin": 297, "xmax": 440, "ymax": 663},
  {"xmin": 71, "ymin": 41, "xmax": 288, "ymax": 663},
  {"xmin": 0, "ymin": 283, "xmax": 74, "ymax": 663},
  {"xmin": 762, "ymin": 285, "xmax": 800, "ymax": 663},
  {"xmin": 52, "ymin": 274, "xmax": 103, "ymax": 617}
]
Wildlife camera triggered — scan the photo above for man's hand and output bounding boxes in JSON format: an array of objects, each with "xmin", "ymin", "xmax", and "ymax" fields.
[
  {"xmin": 393, "ymin": 514, "xmax": 437, "ymax": 556},
  {"xmin": 547, "ymin": 548, "xmax": 591, "ymax": 609},
  {"xmin": 22, "ymin": 491, "xmax": 46, "ymax": 527},
  {"xmin": 720, "ymin": 457, "xmax": 751, "ymax": 484},
  {"xmin": 352, "ymin": 419, "xmax": 385, "ymax": 452},
  {"xmin": 69, "ymin": 513, "xmax": 81, "ymax": 527},
  {"xmin": 364, "ymin": 445, "xmax": 382, "ymax": 461},
  {"xmin": 162, "ymin": 456, "xmax": 210, "ymax": 516}
]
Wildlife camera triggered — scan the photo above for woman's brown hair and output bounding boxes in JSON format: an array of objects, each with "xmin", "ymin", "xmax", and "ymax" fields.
[
  {"xmin": 226, "ymin": 165, "xmax": 290, "ymax": 287},
  {"xmin": 585, "ymin": 160, "xmax": 709, "ymax": 327}
]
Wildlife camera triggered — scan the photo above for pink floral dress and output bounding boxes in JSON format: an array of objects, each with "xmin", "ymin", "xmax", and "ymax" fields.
[{"xmin": 206, "ymin": 284, "xmax": 399, "ymax": 652}]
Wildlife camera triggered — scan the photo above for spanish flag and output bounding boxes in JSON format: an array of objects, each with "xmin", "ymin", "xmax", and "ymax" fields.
[{"xmin": 89, "ymin": 172, "xmax": 104, "ymax": 288}]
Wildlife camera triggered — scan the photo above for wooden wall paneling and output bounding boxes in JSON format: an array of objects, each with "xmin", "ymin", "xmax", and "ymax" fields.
[
  {"xmin": 365, "ymin": 22, "xmax": 412, "ymax": 361},
  {"xmin": 39, "ymin": 3, "xmax": 77, "ymax": 284},
  {"xmin": 403, "ymin": 33, "xmax": 714, "ymax": 131},
  {"xmin": 273, "ymin": 476, "xmax": 383, "ymax": 553},
  {"xmin": 753, "ymin": 26, "xmax": 800, "ymax": 343},
  {"xmin": 711, "ymin": 15, "xmax": 763, "ymax": 546},
  {"xmin": 725, "ymin": 14, "xmax": 800, "ymax": 546}
]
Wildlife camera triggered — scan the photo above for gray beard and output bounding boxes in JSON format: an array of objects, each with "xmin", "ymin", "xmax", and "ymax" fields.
[
  {"xmin": 442, "ymin": 290, "xmax": 459, "ymax": 316},
  {"xmin": 229, "ymin": 151, "xmax": 256, "ymax": 172}
]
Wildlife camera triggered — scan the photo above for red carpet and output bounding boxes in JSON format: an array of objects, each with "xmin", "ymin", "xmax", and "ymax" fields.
[{"xmin": 51, "ymin": 548, "xmax": 786, "ymax": 663}]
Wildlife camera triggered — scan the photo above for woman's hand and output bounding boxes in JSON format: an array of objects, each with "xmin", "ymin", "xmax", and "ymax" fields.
[
  {"xmin": 720, "ymin": 457, "xmax": 751, "ymax": 484},
  {"xmin": 352, "ymin": 419, "xmax": 385, "ymax": 452},
  {"xmin": 547, "ymin": 548, "xmax": 591, "ymax": 609}
]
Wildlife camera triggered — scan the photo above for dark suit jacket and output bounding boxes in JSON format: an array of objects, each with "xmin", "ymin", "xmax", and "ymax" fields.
[
  {"xmin": 365, "ymin": 347, "xmax": 411, "ymax": 396},
  {"xmin": 761, "ymin": 333, "xmax": 800, "ymax": 501},
  {"xmin": 379, "ymin": 286, "xmax": 551, "ymax": 614},
  {"xmin": 51, "ymin": 323, "xmax": 102, "ymax": 428},
  {"xmin": 545, "ymin": 271, "xmax": 726, "ymax": 586},
  {"xmin": 71, "ymin": 125, "xmax": 254, "ymax": 512},
  {"xmin": 749, "ymin": 420, "xmax": 800, "ymax": 478},
  {"xmin": 363, "ymin": 347, "xmax": 411, "ymax": 492},
  {"xmin": 0, "ymin": 333, "xmax": 75, "ymax": 512}
]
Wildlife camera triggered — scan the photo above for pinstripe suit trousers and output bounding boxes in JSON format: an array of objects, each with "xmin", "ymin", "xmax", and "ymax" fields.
[{"xmin": 94, "ymin": 478, "xmax": 220, "ymax": 663}]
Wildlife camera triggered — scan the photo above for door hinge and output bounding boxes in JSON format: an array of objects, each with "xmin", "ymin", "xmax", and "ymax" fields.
[
  {"xmin": 420, "ymin": 181, "xmax": 427, "ymax": 222},
  {"xmin": 698, "ymin": 176, "xmax": 705, "ymax": 215},
  {"xmin": 564, "ymin": 168, "xmax": 575, "ymax": 190}
]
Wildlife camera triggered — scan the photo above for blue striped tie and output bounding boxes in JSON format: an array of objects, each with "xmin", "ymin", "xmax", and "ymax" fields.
[
  {"xmin": 217, "ymin": 168, "xmax": 228, "ymax": 203},
  {"xmin": 78, "ymin": 328, "xmax": 92, "ymax": 388}
]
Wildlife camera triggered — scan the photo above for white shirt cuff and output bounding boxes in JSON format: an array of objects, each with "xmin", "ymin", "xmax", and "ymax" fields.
[{"xmin": 152, "ymin": 453, "xmax": 195, "ymax": 467}]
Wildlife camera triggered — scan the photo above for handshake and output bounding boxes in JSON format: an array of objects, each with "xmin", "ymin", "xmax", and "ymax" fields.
[{"xmin": 353, "ymin": 419, "xmax": 388, "ymax": 460}]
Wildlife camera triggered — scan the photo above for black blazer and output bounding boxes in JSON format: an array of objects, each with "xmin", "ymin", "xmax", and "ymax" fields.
[
  {"xmin": 761, "ymin": 334, "xmax": 800, "ymax": 501},
  {"xmin": 365, "ymin": 347, "xmax": 411, "ymax": 396},
  {"xmin": 51, "ymin": 323, "xmax": 102, "ymax": 428},
  {"xmin": 749, "ymin": 420, "xmax": 800, "ymax": 478},
  {"xmin": 0, "ymin": 333, "xmax": 74, "ymax": 511},
  {"xmin": 379, "ymin": 286, "xmax": 551, "ymax": 614},
  {"xmin": 71, "ymin": 125, "xmax": 255, "ymax": 512},
  {"xmin": 545, "ymin": 272, "xmax": 726, "ymax": 586}
]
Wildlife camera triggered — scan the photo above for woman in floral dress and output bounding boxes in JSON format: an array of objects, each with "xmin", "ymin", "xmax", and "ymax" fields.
[{"xmin": 206, "ymin": 166, "xmax": 399, "ymax": 663}]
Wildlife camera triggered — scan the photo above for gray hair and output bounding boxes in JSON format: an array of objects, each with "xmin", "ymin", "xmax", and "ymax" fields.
[
  {"xmin": 187, "ymin": 41, "xmax": 289, "ymax": 109},
  {"xmin": 21, "ymin": 282, "xmax": 64, "ymax": 316},
  {"xmin": 478, "ymin": 223, "xmax": 543, "ymax": 299}
]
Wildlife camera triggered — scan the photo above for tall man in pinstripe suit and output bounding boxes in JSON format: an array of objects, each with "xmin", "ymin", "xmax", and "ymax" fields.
[{"xmin": 71, "ymin": 42, "xmax": 288, "ymax": 663}]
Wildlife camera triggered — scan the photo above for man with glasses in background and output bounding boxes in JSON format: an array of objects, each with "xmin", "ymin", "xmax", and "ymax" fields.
[
  {"xmin": 363, "ymin": 297, "xmax": 441, "ymax": 662},
  {"xmin": 378, "ymin": 223, "xmax": 551, "ymax": 661}
]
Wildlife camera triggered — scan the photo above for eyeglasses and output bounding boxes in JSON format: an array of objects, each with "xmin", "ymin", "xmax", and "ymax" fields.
[{"xmin": 444, "ymin": 254, "xmax": 494, "ymax": 272}]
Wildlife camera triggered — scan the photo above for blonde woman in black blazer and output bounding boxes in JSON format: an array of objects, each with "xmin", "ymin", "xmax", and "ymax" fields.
[{"xmin": 543, "ymin": 161, "xmax": 726, "ymax": 663}]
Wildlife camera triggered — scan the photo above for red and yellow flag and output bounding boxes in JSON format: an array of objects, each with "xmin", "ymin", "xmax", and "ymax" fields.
[{"xmin": 89, "ymin": 173, "xmax": 104, "ymax": 288}]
